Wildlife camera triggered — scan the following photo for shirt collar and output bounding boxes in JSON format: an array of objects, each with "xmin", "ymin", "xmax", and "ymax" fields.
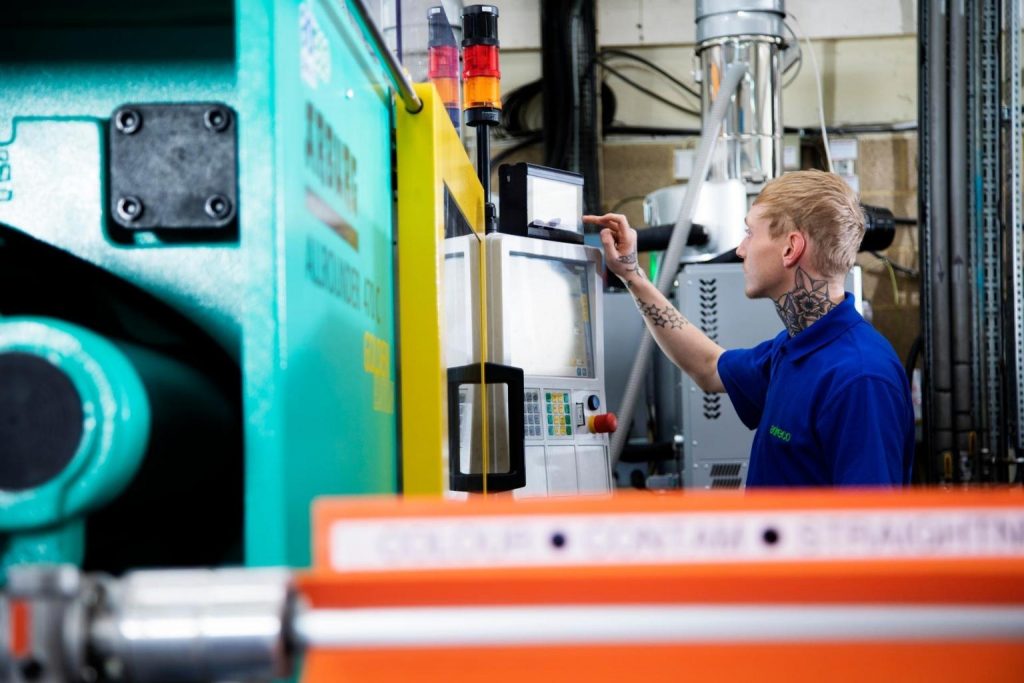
[{"xmin": 780, "ymin": 292, "xmax": 862, "ymax": 362}]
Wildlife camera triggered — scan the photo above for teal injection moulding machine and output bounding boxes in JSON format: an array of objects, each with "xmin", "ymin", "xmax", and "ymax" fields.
[{"xmin": 0, "ymin": 0, "xmax": 402, "ymax": 576}]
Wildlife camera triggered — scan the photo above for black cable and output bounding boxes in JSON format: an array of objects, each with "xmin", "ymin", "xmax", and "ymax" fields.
[
  {"xmin": 490, "ymin": 133, "xmax": 543, "ymax": 167},
  {"xmin": 870, "ymin": 251, "xmax": 919, "ymax": 277},
  {"xmin": 893, "ymin": 216, "xmax": 917, "ymax": 225},
  {"xmin": 598, "ymin": 59, "xmax": 702, "ymax": 118},
  {"xmin": 785, "ymin": 121, "xmax": 918, "ymax": 135},
  {"xmin": 500, "ymin": 79, "xmax": 542, "ymax": 137},
  {"xmin": 606, "ymin": 124, "xmax": 701, "ymax": 136},
  {"xmin": 782, "ymin": 51, "xmax": 803, "ymax": 87},
  {"xmin": 599, "ymin": 48, "xmax": 702, "ymax": 100},
  {"xmin": 500, "ymin": 80, "xmax": 617, "ymax": 140}
]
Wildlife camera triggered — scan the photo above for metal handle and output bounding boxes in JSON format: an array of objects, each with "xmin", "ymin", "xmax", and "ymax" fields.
[
  {"xmin": 349, "ymin": 0, "xmax": 424, "ymax": 114},
  {"xmin": 447, "ymin": 362, "xmax": 526, "ymax": 492}
]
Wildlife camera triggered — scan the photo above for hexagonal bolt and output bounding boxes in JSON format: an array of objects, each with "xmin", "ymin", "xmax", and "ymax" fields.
[
  {"xmin": 204, "ymin": 194, "xmax": 232, "ymax": 220},
  {"xmin": 114, "ymin": 109, "xmax": 142, "ymax": 135},
  {"xmin": 203, "ymin": 107, "xmax": 231, "ymax": 132},
  {"xmin": 116, "ymin": 196, "xmax": 144, "ymax": 222}
]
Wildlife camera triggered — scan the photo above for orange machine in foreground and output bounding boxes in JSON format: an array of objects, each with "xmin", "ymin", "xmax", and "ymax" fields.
[
  {"xmin": 4, "ymin": 489, "xmax": 1023, "ymax": 682},
  {"xmin": 299, "ymin": 489, "xmax": 1024, "ymax": 683}
]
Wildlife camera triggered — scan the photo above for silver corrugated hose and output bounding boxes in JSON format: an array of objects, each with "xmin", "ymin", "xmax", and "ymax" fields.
[{"xmin": 610, "ymin": 62, "xmax": 749, "ymax": 467}]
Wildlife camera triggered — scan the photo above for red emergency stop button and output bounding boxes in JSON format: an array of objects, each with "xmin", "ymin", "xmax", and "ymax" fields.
[{"xmin": 588, "ymin": 412, "xmax": 617, "ymax": 434}]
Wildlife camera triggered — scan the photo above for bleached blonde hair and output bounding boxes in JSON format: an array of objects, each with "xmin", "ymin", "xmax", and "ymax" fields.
[{"xmin": 752, "ymin": 169, "xmax": 865, "ymax": 277}]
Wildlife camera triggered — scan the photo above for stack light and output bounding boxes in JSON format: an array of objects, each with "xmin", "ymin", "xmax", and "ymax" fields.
[
  {"xmin": 462, "ymin": 5, "xmax": 501, "ymax": 233},
  {"xmin": 427, "ymin": 6, "xmax": 461, "ymax": 131},
  {"xmin": 461, "ymin": 5, "xmax": 501, "ymax": 112}
]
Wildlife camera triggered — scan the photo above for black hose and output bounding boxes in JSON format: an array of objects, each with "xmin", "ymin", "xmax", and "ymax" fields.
[
  {"xmin": 605, "ymin": 125, "xmax": 702, "ymax": 136},
  {"xmin": 861, "ymin": 204, "xmax": 897, "ymax": 251},
  {"xmin": 784, "ymin": 121, "xmax": 918, "ymax": 135},
  {"xmin": 636, "ymin": 223, "xmax": 710, "ymax": 251},
  {"xmin": 619, "ymin": 441, "xmax": 677, "ymax": 464},
  {"xmin": 904, "ymin": 334, "xmax": 923, "ymax": 382}
]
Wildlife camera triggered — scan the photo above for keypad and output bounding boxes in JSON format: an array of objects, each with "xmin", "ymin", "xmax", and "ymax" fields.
[
  {"xmin": 545, "ymin": 390, "xmax": 573, "ymax": 437},
  {"xmin": 524, "ymin": 389, "xmax": 544, "ymax": 439}
]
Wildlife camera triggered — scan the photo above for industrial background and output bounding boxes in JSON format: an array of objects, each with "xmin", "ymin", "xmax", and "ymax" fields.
[{"xmin": 1, "ymin": 1, "xmax": 1023, "ymax": 681}]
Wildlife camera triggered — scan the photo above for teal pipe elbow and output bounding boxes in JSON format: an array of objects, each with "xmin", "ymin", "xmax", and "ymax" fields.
[{"xmin": 0, "ymin": 317, "xmax": 151, "ymax": 533}]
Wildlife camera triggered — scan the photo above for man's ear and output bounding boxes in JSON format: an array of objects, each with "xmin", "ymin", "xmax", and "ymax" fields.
[{"xmin": 782, "ymin": 231, "xmax": 806, "ymax": 268}]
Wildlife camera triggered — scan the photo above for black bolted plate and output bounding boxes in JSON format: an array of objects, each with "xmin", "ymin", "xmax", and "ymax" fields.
[
  {"xmin": 108, "ymin": 103, "xmax": 238, "ymax": 231},
  {"xmin": 0, "ymin": 353, "xmax": 84, "ymax": 492}
]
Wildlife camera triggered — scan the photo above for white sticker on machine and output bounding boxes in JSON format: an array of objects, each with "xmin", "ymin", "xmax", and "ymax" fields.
[{"xmin": 329, "ymin": 508, "xmax": 1024, "ymax": 572}]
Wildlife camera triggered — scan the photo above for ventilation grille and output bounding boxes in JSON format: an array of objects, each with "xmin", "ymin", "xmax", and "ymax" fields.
[
  {"xmin": 699, "ymin": 278, "xmax": 721, "ymax": 420},
  {"xmin": 710, "ymin": 463, "xmax": 742, "ymax": 478},
  {"xmin": 710, "ymin": 477, "xmax": 743, "ymax": 489},
  {"xmin": 699, "ymin": 278, "xmax": 718, "ymax": 340}
]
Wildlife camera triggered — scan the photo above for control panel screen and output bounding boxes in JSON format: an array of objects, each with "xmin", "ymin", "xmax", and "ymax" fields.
[
  {"xmin": 526, "ymin": 175, "xmax": 583, "ymax": 234},
  {"xmin": 506, "ymin": 253, "xmax": 594, "ymax": 378}
]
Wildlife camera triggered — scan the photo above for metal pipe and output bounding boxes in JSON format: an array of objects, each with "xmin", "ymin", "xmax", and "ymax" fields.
[
  {"xmin": 922, "ymin": 0, "xmax": 953, "ymax": 479},
  {"xmin": 89, "ymin": 569, "xmax": 295, "ymax": 683},
  {"xmin": 350, "ymin": 0, "xmax": 424, "ymax": 114},
  {"xmin": 696, "ymin": 0, "xmax": 786, "ymax": 185},
  {"xmin": 295, "ymin": 605, "xmax": 1024, "ymax": 648},
  {"xmin": 610, "ymin": 62, "xmax": 748, "ymax": 466},
  {"xmin": 949, "ymin": 0, "xmax": 972, "ymax": 477}
]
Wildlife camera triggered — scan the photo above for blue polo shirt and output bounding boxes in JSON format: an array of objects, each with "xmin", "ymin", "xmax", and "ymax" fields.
[{"xmin": 717, "ymin": 293, "xmax": 914, "ymax": 487}]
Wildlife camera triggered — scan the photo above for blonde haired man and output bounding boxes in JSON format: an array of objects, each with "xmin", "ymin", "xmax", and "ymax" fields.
[{"xmin": 585, "ymin": 170, "xmax": 914, "ymax": 487}]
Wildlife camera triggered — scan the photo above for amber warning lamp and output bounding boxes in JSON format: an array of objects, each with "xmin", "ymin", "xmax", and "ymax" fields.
[{"xmin": 462, "ymin": 4, "xmax": 501, "ymax": 232}]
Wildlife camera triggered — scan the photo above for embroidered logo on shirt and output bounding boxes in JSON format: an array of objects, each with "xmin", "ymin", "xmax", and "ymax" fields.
[{"xmin": 769, "ymin": 425, "xmax": 792, "ymax": 442}]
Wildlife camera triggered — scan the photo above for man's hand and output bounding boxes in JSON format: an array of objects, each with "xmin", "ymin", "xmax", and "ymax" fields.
[
  {"xmin": 584, "ymin": 214, "xmax": 725, "ymax": 393},
  {"xmin": 583, "ymin": 213, "xmax": 646, "ymax": 286}
]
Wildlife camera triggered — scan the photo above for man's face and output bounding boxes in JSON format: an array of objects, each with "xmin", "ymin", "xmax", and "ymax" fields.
[{"xmin": 736, "ymin": 204, "xmax": 788, "ymax": 299}]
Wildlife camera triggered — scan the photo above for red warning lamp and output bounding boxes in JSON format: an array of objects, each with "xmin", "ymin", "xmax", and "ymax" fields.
[{"xmin": 427, "ymin": 6, "xmax": 460, "ymax": 131}]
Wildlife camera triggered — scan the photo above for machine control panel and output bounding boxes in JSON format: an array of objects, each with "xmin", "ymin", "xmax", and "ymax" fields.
[
  {"xmin": 524, "ymin": 388, "xmax": 614, "ymax": 441},
  {"xmin": 546, "ymin": 390, "xmax": 573, "ymax": 437}
]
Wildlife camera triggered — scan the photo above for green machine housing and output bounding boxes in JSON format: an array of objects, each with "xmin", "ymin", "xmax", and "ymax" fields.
[{"xmin": 0, "ymin": 0, "xmax": 400, "ymax": 574}]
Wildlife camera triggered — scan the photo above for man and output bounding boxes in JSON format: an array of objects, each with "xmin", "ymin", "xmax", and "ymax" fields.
[{"xmin": 584, "ymin": 170, "xmax": 914, "ymax": 487}]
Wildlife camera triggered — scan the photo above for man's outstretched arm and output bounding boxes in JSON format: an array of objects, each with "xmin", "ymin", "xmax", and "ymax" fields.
[{"xmin": 584, "ymin": 213, "xmax": 726, "ymax": 393}]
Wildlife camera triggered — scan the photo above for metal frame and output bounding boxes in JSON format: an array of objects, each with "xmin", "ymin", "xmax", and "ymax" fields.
[
  {"xmin": 351, "ymin": 0, "xmax": 423, "ymax": 113},
  {"xmin": 1009, "ymin": 0, "xmax": 1024, "ymax": 454},
  {"xmin": 980, "ymin": 0, "xmax": 1005, "ymax": 470}
]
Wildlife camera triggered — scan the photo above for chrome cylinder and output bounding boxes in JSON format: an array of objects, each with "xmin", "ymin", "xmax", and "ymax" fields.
[
  {"xmin": 696, "ymin": 0, "xmax": 786, "ymax": 185},
  {"xmin": 89, "ymin": 569, "xmax": 295, "ymax": 683}
]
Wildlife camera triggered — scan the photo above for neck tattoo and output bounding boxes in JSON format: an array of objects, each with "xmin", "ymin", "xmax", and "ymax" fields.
[{"xmin": 774, "ymin": 267, "xmax": 836, "ymax": 337}]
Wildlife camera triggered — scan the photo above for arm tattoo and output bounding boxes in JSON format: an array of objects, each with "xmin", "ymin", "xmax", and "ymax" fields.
[
  {"xmin": 617, "ymin": 250, "xmax": 644, "ymax": 277},
  {"xmin": 635, "ymin": 298, "xmax": 689, "ymax": 329},
  {"xmin": 617, "ymin": 251, "xmax": 648, "ymax": 289},
  {"xmin": 774, "ymin": 267, "xmax": 836, "ymax": 337}
]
